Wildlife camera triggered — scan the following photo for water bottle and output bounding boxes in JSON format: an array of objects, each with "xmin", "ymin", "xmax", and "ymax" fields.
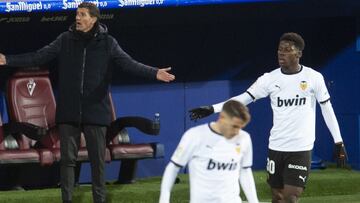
[
  {"xmin": 153, "ymin": 112, "xmax": 160, "ymax": 134},
  {"xmin": 154, "ymin": 112, "xmax": 160, "ymax": 123}
]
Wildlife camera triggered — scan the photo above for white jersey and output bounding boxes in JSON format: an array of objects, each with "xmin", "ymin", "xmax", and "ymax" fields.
[
  {"xmin": 247, "ymin": 65, "xmax": 330, "ymax": 151},
  {"xmin": 171, "ymin": 123, "xmax": 253, "ymax": 203}
]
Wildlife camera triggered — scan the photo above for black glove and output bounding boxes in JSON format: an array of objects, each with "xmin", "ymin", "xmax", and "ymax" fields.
[
  {"xmin": 334, "ymin": 142, "xmax": 348, "ymax": 168},
  {"xmin": 189, "ymin": 106, "xmax": 214, "ymax": 121}
]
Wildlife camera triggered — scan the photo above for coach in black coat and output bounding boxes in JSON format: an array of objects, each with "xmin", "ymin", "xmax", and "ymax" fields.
[
  {"xmin": 4, "ymin": 20, "xmax": 171, "ymax": 126},
  {"xmin": 0, "ymin": 3, "xmax": 174, "ymax": 203}
]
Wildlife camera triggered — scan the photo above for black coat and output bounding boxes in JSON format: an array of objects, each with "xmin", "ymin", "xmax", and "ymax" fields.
[{"xmin": 6, "ymin": 23, "xmax": 158, "ymax": 126}]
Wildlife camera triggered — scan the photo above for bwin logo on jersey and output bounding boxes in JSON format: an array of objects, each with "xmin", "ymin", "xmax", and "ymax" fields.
[
  {"xmin": 277, "ymin": 95, "xmax": 306, "ymax": 107},
  {"xmin": 27, "ymin": 78, "xmax": 36, "ymax": 96},
  {"xmin": 207, "ymin": 159, "xmax": 238, "ymax": 171}
]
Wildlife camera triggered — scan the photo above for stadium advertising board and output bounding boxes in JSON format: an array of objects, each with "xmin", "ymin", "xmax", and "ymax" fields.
[{"xmin": 0, "ymin": 0, "xmax": 280, "ymax": 13}]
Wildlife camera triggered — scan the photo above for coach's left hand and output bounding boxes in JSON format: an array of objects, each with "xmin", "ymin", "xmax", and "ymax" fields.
[
  {"xmin": 0, "ymin": 53, "xmax": 6, "ymax": 66},
  {"xmin": 334, "ymin": 142, "xmax": 348, "ymax": 168},
  {"xmin": 157, "ymin": 67, "xmax": 175, "ymax": 82}
]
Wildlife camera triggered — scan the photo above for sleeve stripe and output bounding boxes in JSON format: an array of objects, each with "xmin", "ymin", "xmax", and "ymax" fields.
[
  {"xmin": 246, "ymin": 91, "xmax": 255, "ymax": 100},
  {"xmin": 242, "ymin": 165, "xmax": 252, "ymax": 169},
  {"xmin": 319, "ymin": 98, "xmax": 331, "ymax": 104},
  {"xmin": 170, "ymin": 160, "xmax": 183, "ymax": 168}
]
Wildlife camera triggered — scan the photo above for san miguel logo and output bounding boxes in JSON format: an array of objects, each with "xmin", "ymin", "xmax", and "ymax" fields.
[
  {"xmin": 27, "ymin": 79, "xmax": 36, "ymax": 96},
  {"xmin": 300, "ymin": 81, "xmax": 307, "ymax": 91}
]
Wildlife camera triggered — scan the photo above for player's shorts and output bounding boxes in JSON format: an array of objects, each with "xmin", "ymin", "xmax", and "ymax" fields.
[{"xmin": 266, "ymin": 149, "xmax": 311, "ymax": 188}]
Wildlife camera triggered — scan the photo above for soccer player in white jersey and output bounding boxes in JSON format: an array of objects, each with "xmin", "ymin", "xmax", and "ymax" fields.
[
  {"xmin": 160, "ymin": 100, "xmax": 259, "ymax": 203},
  {"xmin": 189, "ymin": 32, "xmax": 347, "ymax": 203}
]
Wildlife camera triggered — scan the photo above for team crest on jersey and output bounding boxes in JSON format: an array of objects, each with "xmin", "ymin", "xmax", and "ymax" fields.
[
  {"xmin": 235, "ymin": 146, "xmax": 241, "ymax": 154},
  {"xmin": 300, "ymin": 81, "xmax": 307, "ymax": 90},
  {"xmin": 27, "ymin": 78, "xmax": 36, "ymax": 96}
]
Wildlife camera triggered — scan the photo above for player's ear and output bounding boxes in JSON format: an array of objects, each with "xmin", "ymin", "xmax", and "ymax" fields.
[
  {"xmin": 297, "ymin": 50, "xmax": 302, "ymax": 58},
  {"xmin": 218, "ymin": 112, "xmax": 227, "ymax": 122},
  {"xmin": 239, "ymin": 120, "xmax": 247, "ymax": 129},
  {"xmin": 218, "ymin": 112, "xmax": 224, "ymax": 120}
]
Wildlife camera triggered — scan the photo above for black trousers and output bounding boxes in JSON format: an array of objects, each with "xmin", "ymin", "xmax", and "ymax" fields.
[{"xmin": 59, "ymin": 124, "xmax": 107, "ymax": 203}]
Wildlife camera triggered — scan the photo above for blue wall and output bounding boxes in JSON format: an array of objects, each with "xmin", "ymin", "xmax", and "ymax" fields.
[{"xmin": 314, "ymin": 43, "xmax": 360, "ymax": 169}]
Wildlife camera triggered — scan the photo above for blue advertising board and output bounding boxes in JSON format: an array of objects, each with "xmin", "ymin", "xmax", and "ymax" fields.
[{"xmin": 0, "ymin": 0, "xmax": 280, "ymax": 13}]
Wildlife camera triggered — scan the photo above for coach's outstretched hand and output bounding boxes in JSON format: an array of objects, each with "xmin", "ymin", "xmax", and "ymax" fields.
[
  {"xmin": 0, "ymin": 53, "xmax": 6, "ymax": 65},
  {"xmin": 334, "ymin": 142, "xmax": 348, "ymax": 168},
  {"xmin": 189, "ymin": 106, "xmax": 214, "ymax": 121},
  {"xmin": 156, "ymin": 67, "xmax": 175, "ymax": 82}
]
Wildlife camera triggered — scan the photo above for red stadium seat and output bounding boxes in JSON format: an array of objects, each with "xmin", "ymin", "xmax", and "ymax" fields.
[
  {"xmin": 0, "ymin": 114, "xmax": 40, "ymax": 165},
  {"xmin": 107, "ymin": 94, "xmax": 164, "ymax": 184},
  {"xmin": 0, "ymin": 111, "xmax": 54, "ymax": 189},
  {"xmin": 5, "ymin": 69, "xmax": 107, "ymax": 187},
  {"xmin": 5, "ymin": 69, "xmax": 112, "ymax": 187},
  {"xmin": 5, "ymin": 69, "xmax": 95, "ymax": 162},
  {"xmin": 5, "ymin": 68, "xmax": 163, "ymax": 185}
]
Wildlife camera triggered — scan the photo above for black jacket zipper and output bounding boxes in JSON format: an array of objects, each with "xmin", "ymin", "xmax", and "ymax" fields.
[{"xmin": 79, "ymin": 48, "xmax": 87, "ymax": 123}]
